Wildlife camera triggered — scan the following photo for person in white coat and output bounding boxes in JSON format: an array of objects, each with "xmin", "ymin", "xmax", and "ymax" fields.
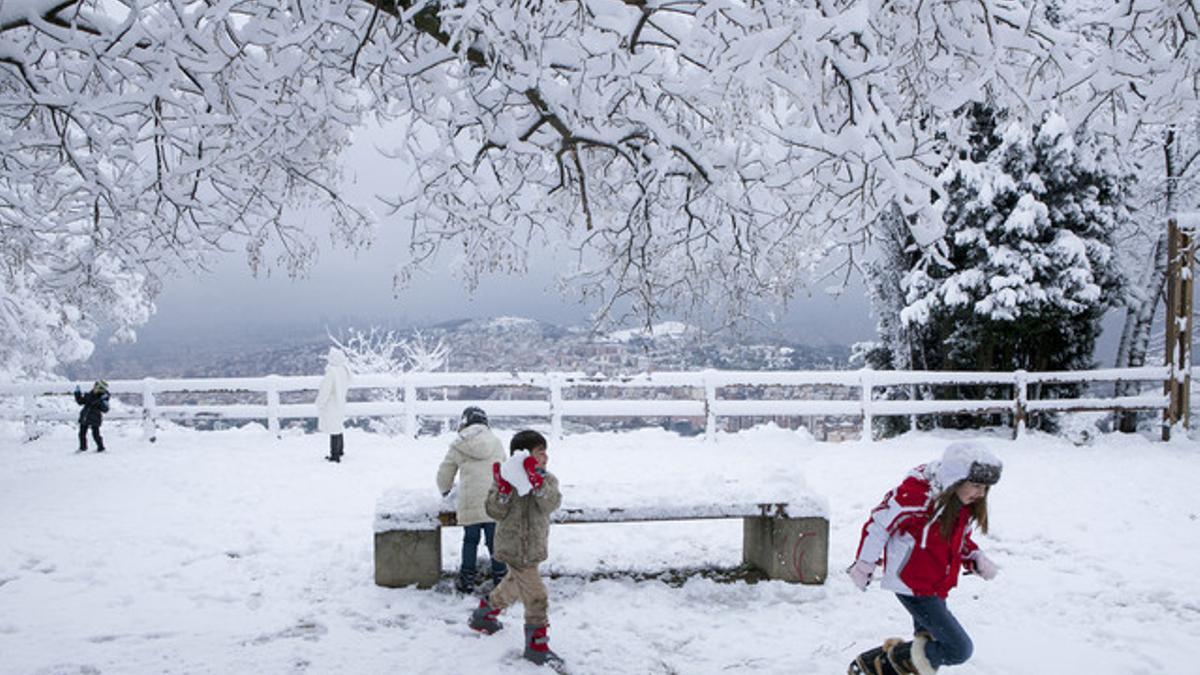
[
  {"xmin": 437, "ymin": 406, "xmax": 507, "ymax": 593},
  {"xmin": 316, "ymin": 347, "xmax": 352, "ymax": 462}
]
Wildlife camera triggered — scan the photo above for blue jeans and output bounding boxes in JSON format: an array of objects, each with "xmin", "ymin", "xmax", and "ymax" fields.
[
  {"xmin": 461, "ymin": 523, "xmax": 506, "ymax": 584},
  {"xmin": 896, "ymin": 594, "xmax": 973, "ymax": 668}
]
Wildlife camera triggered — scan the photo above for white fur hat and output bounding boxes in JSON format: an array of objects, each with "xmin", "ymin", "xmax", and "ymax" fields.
[{"xmin": 935, "ymin": 441, "xmax": 1003, "ymax": 489}]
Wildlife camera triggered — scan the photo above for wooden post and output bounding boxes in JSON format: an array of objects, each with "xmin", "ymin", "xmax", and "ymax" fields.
[
  {"xmin": 22, "ymin": 386, "xmax": 38, "ymax": 442},
  {"xmin": 142, "ymin": 378, "xmax": 158, "ymax": 442},
  {"xmin": 909, "ymin": 383, "xmax": 918, "ymax": 433},
  {"xmin": 1163, "ymin": 217, "xmax": 1192, "ymax": 440},
  {"xmin": 1184, "ymin": 221, "xmax": 1195, "ymax": 431},
  {"xmin": 549, "ymin": 375, "xmax": 563, "ymax": 440},
  {"xmin": 264, "ymin": 375, "xmax": 281, "ymax": 438},
  {"xmin": 860, "ymin": 369, "xmax": 874, "ymax": 443},
  {"xmin": 703, "ymin": 371, "xmax": 718, "ymax": 443},
  {"xmin": 1012, "ymin": 370, "xmax": 1027, "ymax": 439},
  {"xmin": 404, "ymin": 379, "xmax": 418, "ymax": 438}
]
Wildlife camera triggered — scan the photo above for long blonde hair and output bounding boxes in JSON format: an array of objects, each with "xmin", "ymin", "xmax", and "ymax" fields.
[{"xmin": 934, "ymin": 482, "xmax": 990, "ymax": 540}]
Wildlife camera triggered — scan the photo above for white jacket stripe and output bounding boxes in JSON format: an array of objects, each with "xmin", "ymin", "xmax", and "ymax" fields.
[{"xmin": 858, "ymin": 492, "xmax": 924, "ymax": 564}]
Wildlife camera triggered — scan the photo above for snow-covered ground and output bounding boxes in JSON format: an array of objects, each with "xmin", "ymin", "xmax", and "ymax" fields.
[{"xmin": 2, "ymin": 421, "xmax": 1198, "ymax": 674}]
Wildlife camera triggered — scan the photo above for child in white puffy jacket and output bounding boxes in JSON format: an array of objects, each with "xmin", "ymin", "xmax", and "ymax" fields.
[{"xmin": 436, "ymin": 406, "xmax": 507, "ymax": 593}]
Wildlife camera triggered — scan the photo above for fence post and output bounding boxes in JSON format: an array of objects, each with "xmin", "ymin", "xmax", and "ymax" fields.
[
  {"xmin": 404, "ymin": 378, "xmax": 418, "ymax": 439},
  {"xmin": 860, "ymin": 368, "xmax": 874, "ymax": 443},
  {"xmin": 549, "ymin": 374, "xmax": 563, "ymax": 440},
  {"xmin": 1162, "ymin": 215, "xmax": 1194, "ymax": 440},
  {"xmin": 703, "ymin": 371, "xmax": 718, "ymax": 443},
  {"xmin": 22, "ymin": 387, "xmax": 39, "ymax": 442},
  {"xmin": 142, "ymin": 378, "xmax": 158, "ymax": 442},
  {"xmin": 909, "ymin": 383, "xmax": 918, "ymax": 432},
  {"xmin": 265, "ymin": 375, "xmax": 281, "ymax": 438},
  {"xmin": 1012, "ymin": 370, "xmax": 1027, "ymax": 439}
]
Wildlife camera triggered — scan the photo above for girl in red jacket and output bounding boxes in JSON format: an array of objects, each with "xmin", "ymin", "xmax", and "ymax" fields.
[{"xmin": 846, "ymin": 442, "xmax": 1003, "ymax": 675}]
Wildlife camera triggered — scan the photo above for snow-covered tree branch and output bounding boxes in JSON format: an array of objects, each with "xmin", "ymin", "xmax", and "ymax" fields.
[
  {"xmin": 375, "ymin": 0, "xmax": 1099, "ymax": 326},
  {"xmin": 5, "ymin": 0, "xmax": 1200, "ymax": 375},
  {"xmin": 0, "ymin": 0, "xmax": 382, "ymax": 374}
]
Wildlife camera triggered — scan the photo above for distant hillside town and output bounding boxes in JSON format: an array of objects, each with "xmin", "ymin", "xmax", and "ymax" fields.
[{"xmin": 72, "ymin": 317, "xmax": 851, "ymax": 379}]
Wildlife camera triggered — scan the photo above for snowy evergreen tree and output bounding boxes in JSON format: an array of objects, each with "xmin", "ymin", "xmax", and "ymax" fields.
[
  {"xmin": 901, "ymin": 106, "xmax": 1130, "ymax": 374},
  {"xmin": 864, "ymin": 105, "xmax": 1132, "ymax": 431}
]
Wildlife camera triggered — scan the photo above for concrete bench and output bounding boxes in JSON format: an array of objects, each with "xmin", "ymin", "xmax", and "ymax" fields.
[{"xmin": 373, "ymin": 485, "xmax": 829, "ymax": 588}]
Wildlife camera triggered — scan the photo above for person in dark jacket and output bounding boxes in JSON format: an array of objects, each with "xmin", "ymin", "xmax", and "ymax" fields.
[{"xmin": 74, "ymin": 380, "xmax": 110, "ymax": 452}]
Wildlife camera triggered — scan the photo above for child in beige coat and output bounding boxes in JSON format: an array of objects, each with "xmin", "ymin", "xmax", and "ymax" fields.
[{"xmin": 468, "ymin": 429, "xmax": 564, "ymax": 669}]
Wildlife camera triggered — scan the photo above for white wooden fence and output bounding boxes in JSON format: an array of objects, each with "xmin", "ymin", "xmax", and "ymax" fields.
[{"xmin": 0, "ymin": 366, "xmax": 1179, "ymax": 442}]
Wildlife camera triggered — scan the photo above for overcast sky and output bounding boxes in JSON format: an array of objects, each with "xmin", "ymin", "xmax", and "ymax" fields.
[
  {"xmin": 125, "ymin": 122, "xmax": 882, "ymax": 352},
  {"xmin": 135, "ymin": 238, "xmax": 880, "ymax": 348}
]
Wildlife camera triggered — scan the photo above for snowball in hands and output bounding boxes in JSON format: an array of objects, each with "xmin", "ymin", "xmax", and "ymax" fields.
[{"xmin": 500, "ymin": 451, "xmax": 535, "ymax": 496}]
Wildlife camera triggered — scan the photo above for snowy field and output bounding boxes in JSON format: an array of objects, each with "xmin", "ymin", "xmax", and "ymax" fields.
[{"xmin": 2, "ymin": 421, "xmax": 1199, "ymax": 674}]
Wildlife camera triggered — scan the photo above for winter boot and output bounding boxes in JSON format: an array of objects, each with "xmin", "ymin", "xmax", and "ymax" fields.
[
  {"xmin": 886, "ymin": 634, "xmax": 937, "ymax": 675},
  {"xmin": 468, "ymin": 599, "xmax": 503, "ymax": 635},
  {"xmin": 490, "ymin": 560, "xmax": 507, "ymax": 587},
  {"xmin": 523, "ymin": 624, "xmax": 564, "ymax": 668},
  {"xmin": 455, "ymin": 574, "xmax": 476, "ymax": 595},
  {"xmin": 325, "ymin": 434, "xmax": 343, "ymax": 462},
  {"xmin": 848, "ymin": 638, "xmax": 905, "ymax": 675}
]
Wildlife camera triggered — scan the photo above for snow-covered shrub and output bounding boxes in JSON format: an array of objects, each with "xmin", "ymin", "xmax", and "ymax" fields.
[{"xmin": 330, "ymin": 328, "xmax": 449, "ymax": 436}]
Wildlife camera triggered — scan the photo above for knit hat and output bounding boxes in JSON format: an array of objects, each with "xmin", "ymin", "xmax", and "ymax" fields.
[
  {"xmin": 935, "ymin": 441, "xmax": 1003, "ymax": 489},
  {"xmin": 459, "ymin": 406, "xmax": 488, "ymax": 430},
  {"xmin": 93, "ymin": 380, "xmax": 109, "ymax": 392}
]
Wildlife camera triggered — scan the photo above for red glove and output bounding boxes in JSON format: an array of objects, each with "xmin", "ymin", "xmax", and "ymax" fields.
[
  {"xmin": 493, "ymin": 462, "xmax": 514, "ymax": 495},
  {"xmin": 522, "ymin": 455, "xmax": 544, "ymax": 491}
]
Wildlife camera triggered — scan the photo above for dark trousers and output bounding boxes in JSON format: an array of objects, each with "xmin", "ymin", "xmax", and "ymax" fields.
[
  {"xmin": 461, "ymin": 522, "xmax": 506, "ymax": 584},
  {"xmin": 78, "ymin": 421, "xmax": 104, "ymax": 451},
  {"xmin": 896, "ymin": 594, "xmax": 974, "ymax": 668},
  {"xmin": 327, "ymin": 434, "xmax": 344, "ymax": 461}
]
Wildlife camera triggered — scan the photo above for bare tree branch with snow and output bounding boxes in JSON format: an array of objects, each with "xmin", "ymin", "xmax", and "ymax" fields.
[{"xmin": 5, "ymin": 0, "xmax": 1200, "ymax": 374}]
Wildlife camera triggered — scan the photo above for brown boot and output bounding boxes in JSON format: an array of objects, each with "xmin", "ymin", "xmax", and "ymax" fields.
[
  {"xmin": 886, "ymin": 634, "xmax": 937, "ymax": 674},
  {"xmin": 848, "ymin": 638, "xmax": 905, "ymax": 675}
]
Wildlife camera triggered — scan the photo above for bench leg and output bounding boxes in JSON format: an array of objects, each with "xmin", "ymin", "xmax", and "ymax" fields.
[
  {"xmin": 742, "ymin": 516, "xmax": 828, "ymax": 584},
  {"xmin": 374, "ymin": 529, "xmax": 442, "ymax": 588}
]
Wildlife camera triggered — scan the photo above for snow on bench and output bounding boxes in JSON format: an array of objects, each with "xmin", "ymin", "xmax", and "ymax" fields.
[{"xmin": 373, "ymin": 479, "xmax": 829, "ymax": 588}]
